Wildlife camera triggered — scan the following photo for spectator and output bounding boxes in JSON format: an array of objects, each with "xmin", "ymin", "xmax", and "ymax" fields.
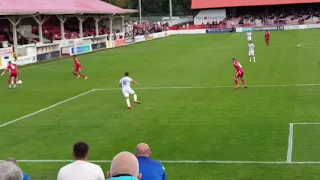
[
  {"xmin": 107, "ymin": 151, "xmax": 142, "ymax": 180},
  {"xmin": 5, "ymin": 158, "xmax": 31, "ymax": 180},
  {"xmin": 0, "ymin": 160, "xmax": 23, "ymax": 180},
  {"xmin": 57, "ymin": 141, "xmax": 105, "ymax": 180},
  {"xmin": 135, "ymin": 143, "xmax": 166, "ymax": 180}
]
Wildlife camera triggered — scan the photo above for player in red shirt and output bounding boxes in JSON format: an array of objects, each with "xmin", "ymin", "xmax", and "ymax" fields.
[
  {"xmin": 233, "ymin": 58, "xmax": 248, "ymax": 89},
  {"xmin": 1, "ymin": 61, "xmax": 19, "ymax": 89},
  {"xmin": 73, "ymin": 55, "xmax": 87, "ymax": 80},
  {"xmin": 265, "ymin": 30, "xmax": 270, "ymax": 46}
]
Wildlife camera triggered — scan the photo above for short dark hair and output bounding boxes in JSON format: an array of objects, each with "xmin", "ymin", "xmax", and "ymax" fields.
[
  {"xmin": 125, "ymin": 72, "xmax": 129, "ymax": 76},
  {"xmin": 73, "ymin": 141, "xmax": 89, "ymax": 158}
]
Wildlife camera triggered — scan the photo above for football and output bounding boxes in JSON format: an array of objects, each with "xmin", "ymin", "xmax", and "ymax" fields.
[{"xmin": 17, "ymin": 80, "xmax": 22, "ymax": 84}]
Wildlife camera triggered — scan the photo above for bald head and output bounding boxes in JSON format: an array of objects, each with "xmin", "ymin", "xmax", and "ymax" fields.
[
  {"xmin": 0, "ymin": 161, "xmax": 23, "ymax": 180},
  {"xmin": 109, "ymin": 151, "xmax": 141, "ymax": 178},
  {"xmin": 135, "ymin": 143, "xmax": 151, "ymax": 157}
]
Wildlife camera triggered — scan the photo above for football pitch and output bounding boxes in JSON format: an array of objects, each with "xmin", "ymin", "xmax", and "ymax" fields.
[{"xmin": 2, "ymin": 30, "xmax": 320, "ymax": 179}]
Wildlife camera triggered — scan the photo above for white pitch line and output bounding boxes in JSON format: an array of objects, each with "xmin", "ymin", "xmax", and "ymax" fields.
[
  {"xmin": 95, "ymin": 87, "xmax": 206, "ymax": 91},
  {"xmin": 293, "ymin": 122, "xmax": 320, "ymax": 125},
  {"xmin": 0, "ymin": 89, "xmax": 96, "ymax": 128},
  {"xmin": 8, "ymin": 159, "xmax": 320, "ymax": 164},
  {"xmin": 286, "ymin": 123, "xmax": 294, "ymax": 163},
  {"xmin": 231, "ymin": 33, "xmax": 240, "ymax": 36},
  {"xmin": 296, "ymin": 41, "xmax": 320, "ymax": 49},
  {"xmin": 94, "ymin": 84, "xmax": 320, "ymax": 91}
]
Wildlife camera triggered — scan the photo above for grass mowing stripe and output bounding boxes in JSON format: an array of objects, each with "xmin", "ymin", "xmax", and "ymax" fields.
[
  {"xmin": 6, "ymin": 159, "xmax": 320, "ymax": 164},
  {"xmin": 2, "ymin": 83, "xmax": 320, "ymax": 127}
]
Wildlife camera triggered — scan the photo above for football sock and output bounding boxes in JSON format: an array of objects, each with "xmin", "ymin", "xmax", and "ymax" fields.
[
  {"xmin": 8, "ymin": 79, "xmax": 11, "ymax": 85},
  {"xmin": 241, "ymin": 79, "xmax": 246, "ymax": 85},
  {"xmin": 253, "ymin": 57, "xmax": 256, "ymax": 62},
  {"xmin": 234, "ymin": 79, "xmax": 239, "ymax": 85},
  {"xmin": 9, "ymin": 85, "xmax": 11, "ymax": 88},
  {"xmin": 133, "ymin": 94, "xmax": 138, "ymax": 102},
  {"xmin": 126, "ymin": 99, "xmax": 131, "ymax": 107},
  {"xmin": 249, "ymin": 57, "xmax": 252, "ymax": 62}
]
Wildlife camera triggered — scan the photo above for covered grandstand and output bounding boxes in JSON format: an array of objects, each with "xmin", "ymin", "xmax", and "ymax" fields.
[
  {"xmin": 0, "ymin": 0, "xmax": 137, "ymax": 51},
  {"xmin": 191, "ymin": 0, "xmax": 320, "ymax": 9},
  {"xmin": 0, "ymin": 0, "xmax": 137, "ymax": 14},
  {"xmin": 191, "ymin": 0, "xmax": 320, "ymax": 27}
]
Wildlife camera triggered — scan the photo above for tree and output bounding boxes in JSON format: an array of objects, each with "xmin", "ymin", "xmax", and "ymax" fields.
[
  {"xmin": 103, "ymin": 0, "xmax": 132, "ymax": 8},
  {"xmin": 102, "ymin": 0, "xmax": 192, "ymax": 16}
]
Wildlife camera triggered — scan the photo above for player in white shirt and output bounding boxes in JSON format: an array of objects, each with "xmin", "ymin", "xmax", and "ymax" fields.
[
  {"xmin": 247, "ymin": 31, "xmax": 252, "ymax": 41},
  {"xmin": 119, "ymin": 72, "xmax": 141, "ymax": 109},
  {"xmin": 248, "ymin": 41, "xmax": 256, "ymax": 62},
  {"xmin": 57, "ymin": 141, "xmax": 105, "ymax": 180}
]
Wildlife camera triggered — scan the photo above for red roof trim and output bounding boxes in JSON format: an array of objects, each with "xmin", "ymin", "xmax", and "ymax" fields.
[
  {"xmin": 192, "ymin": 0, "xmax": 320, "ymax": 9},
  {"xmin": 0, "ymin": 0, "xmax": 137, "ymax": 15}
]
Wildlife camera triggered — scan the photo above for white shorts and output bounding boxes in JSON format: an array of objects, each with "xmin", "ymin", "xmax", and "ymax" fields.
[
  {"xmin": 122, "ymin": 88, "xmax": 135, "ymax": 98},
  {"xmin": 249, "ymin": 51, "xmax": 255, "ymax": 56},
  {"xmin": 247, "ymin": 37, "xmax": 252, "ymax": 41}
]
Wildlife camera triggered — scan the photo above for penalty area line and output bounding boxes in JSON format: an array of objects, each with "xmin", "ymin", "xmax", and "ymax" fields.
[
  {"xmin": 95, "ymin": 84, "xmax": 320, "ymax": 91},
  {"xmin": 286, "ymin": 123, "xmax": 294, "ymax": 163},
  {"xmin": 9, "ymin": 159, "xmax": 320, "ymax": 164},
  {"xmin": 292, "ymin": 122, "xmax": 320, "ymax": 125},
  {"xmin": 0, "ymin": 89, "xmax": 96, "ymax": 128}
]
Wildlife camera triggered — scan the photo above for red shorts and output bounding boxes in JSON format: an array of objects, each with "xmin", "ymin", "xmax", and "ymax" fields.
[
  {"xmin": 10, "ymin": 72, "xmax": 18, "ymax": 78},
  {"xmin": 235, "ymin": 71, "xmax": 244, "ymax": 78},
  {"xmin": 75, "ymin": 68, "xmax": 82, "ymax": 72},
  {"xmin": 265, "ymin": 38, "xmax": 270, "ymax": 41}
]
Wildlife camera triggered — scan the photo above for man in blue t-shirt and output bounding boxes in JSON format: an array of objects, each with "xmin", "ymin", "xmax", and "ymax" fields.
[{"xmin": 135, "ymin": 143, "xmax": 166, "ymax": 180}]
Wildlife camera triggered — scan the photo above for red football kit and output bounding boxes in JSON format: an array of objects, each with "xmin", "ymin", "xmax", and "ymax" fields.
[
  {"xmin": 234, "ymin": 60, "xmax": 244, "ymax": 78},
  {"xmin": 265, "ymin": 32, "xmax": 270, "ymax": 46},
  {"xmin": 73, "ymin": 57, "xmax": 87, "ymax": 80},
  {"xmin": 7, "ymin": 64, "xmax": 18, "ymax": 78},
  {"xmin": 74, "ymin": 59, "xmax": 82, "ymax": 72},
  {"xmin": 233, "ymin": 60, "xmax": 247, "ymax": 89},
  {"xmin": 2, "ymin": 63, "xmax": 19, "ymax": 88}
]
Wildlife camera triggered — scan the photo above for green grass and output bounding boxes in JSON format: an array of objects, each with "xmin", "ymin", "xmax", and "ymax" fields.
[{"xmin": 1, "ymin": 30, "xmax": 320, "ymax": 179}]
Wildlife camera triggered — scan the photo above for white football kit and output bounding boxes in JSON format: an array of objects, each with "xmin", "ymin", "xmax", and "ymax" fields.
[
  {"xmin": 248, "ymin": 43, "xmax": 255, "ymax": 56},
  {"xmin": 247, "ymin": 32, "xmax": 252, "ymax": 41},
  {"xmin": 119, "ymin": 76, "xmax": 135, "ymax": 98}
]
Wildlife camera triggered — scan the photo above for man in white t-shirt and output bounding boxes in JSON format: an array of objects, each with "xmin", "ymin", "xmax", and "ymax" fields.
[
  {"xmin": 57, "ymin": 141, "xmax": 105, "ymax": 180},
  {"xmin": 248, "ymin": 41, "xmax": 256, "ymax": 62},
  {"xmin": 247, "ymin": 31, "xmax": 252, "ymax": 41},
  {"xmin": 119, "ymin": 72, "xmax": 141, "ymax": 109}
]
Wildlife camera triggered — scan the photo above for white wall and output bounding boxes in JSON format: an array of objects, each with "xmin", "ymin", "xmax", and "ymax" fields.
[{"xmin": 194, "ymin": 9, "xmax": 226, "ymax": 25}]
